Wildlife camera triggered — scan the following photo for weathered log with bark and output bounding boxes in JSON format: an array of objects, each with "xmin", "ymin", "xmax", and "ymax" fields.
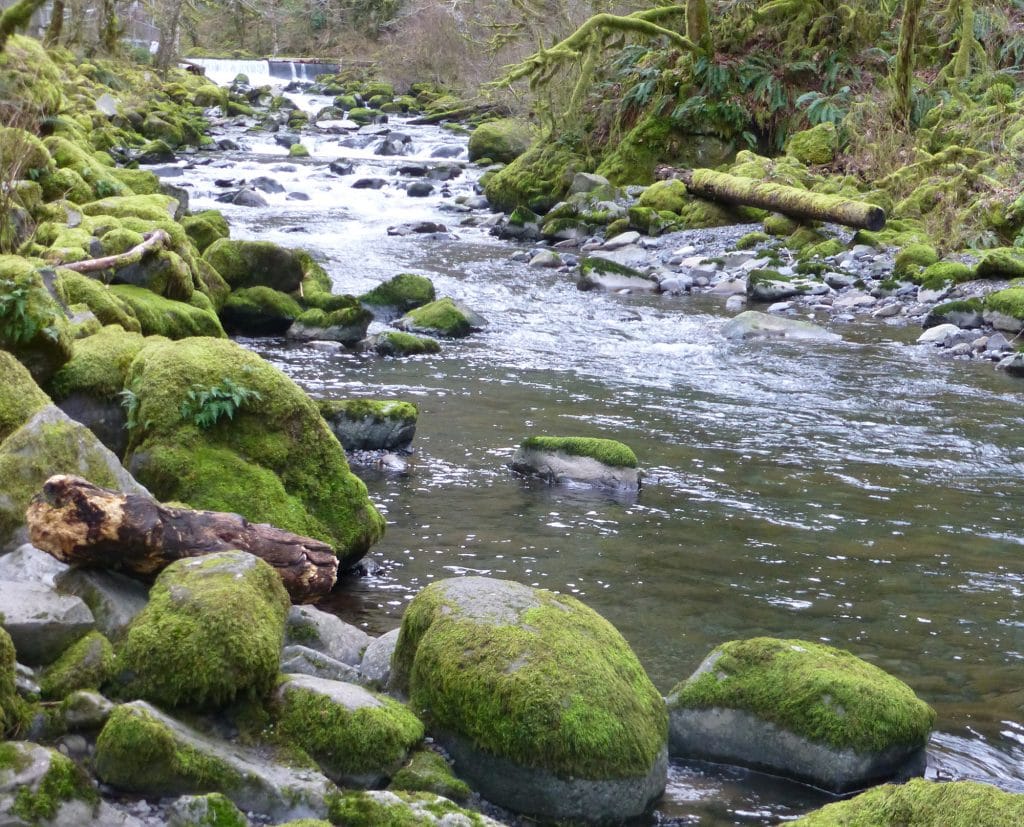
[
  {"xmin": 27, "ymin": 475, "xmax": 338, "ymax": 602},
  {"xmin": 677, "ymin": 169, "xmax": 886, "ymax": 232},
  {"xmin": 60, "ymin": 229, "xmax": 170, "ymax": 273}
]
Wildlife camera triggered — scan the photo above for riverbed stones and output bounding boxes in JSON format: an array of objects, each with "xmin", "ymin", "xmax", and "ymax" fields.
[
  {"xmin": 113, "ymin": 551, "xmax": 289, "ymax": 709},
  {"xmin": 0, "ymin": 741, "xmax": 101, "ymax": 826},
  {"xmin": 791, "ymin": 778, "xmax": 1024, "ymax": 826},
  {"xmin": 167, "ymin": 793, "xmax": 248, "ymax": 827},
  {"xmin": 390, "ymin": 576, "xmax": 668, "ymax": 822},
  {"xmin": 328, "ymin": 790, "xmax": 506, "ymax": 827},
  {"xmin": 359, "ymin": 628, "xmax": 400, "ymax": 689},
  {"xmin": 317, "ymin": 400, "xmax": 418, "ymax": 452},
  {"xmin": 275, "ymin": 674, "xmax": 424, "ymax": 786},
  {"xmin": 917, "ymin": 323, "xmax": 961, "ymax": 344},
  {"xmin": 285, "ymin": 604, "xmax": 371, "ymax": 665},
  {"xmin": 0, "ymin": 580, "xmax": 94, "ymax": 665},
  {"xmin": 721, "ymin": 311, "xmax": 840, "ymax": 342},
  {"xmin": 666, "ymin": 637, "xmax": 935, "ymax": 791},
  {"xmin": 510, "ymin": 436, "xmax": 641, "ymax": 490},
  {"xmin": 53, "ymin": 568, "xmax": 149, "ymax": 640},
  {"xmin": 467, "ymin": 118, "xmax": 535, "ymax": 164},
  {"xmin": 95, "ymin": 700, "xmax": 334, "ymax": 821}
]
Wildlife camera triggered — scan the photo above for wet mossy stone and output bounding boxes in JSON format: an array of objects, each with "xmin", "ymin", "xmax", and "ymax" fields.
[
  {"xmin": 167, "ymin": 792, "xmax": 248, "ymax": 827},
  {"xmin": 511, "ymin": 435, "xmax": 641, "ymax": 490},
  {"xmin": 638, "ymin": 179, "xmax": 688, "ymax": 213},
  {"xmin": 785, "ymin": 123, "xmax": 838, "ymax": 166},
  {"xmin": 122, "ymin": 337, "xmax": 384, "ymax": 565},
  {"xmin": 371, "ymin": 331, "xmax": 441, "ymax": 357},
  {"xmin": 111, "ymin": 249, "xmax": 196, "ymax": 302},
  {"xmin": 109, "ymin": 167, "xmax": 162, "ymax": 196},
  {"xmin": 467, "ymin": 118, "xmax": 536, "ymax": 164},
  {"xmin": 203, "ymin": 239, "xmax": 305, "ymax": 293},
  {"xmin": 54, "ymin": 270, "xmax": 141, "ymax": 332},
  {"xmin": 579, "ymin": 257, "xmax": 659, "ymax": 293},
  {"xmin": 394, "ymin": 298, "xmax": 484, "ymax": 339},
  {"xmin": 181, "ymin": 210, "xmax": 230, "ymax": 254},
  {"xmin": 275, "ymin": 674, "xmax": 424, "ymax": 786},
  {"xmin": 359, "ymin": 273, "xmax": 436, "ymax": 316},
  {"xmin": 39, "ymin": 630, "xmax": 114, "ymax": 700},
  {"xmin": 100, "ymin": 227, "xmax": 146, "ymax": 256},
  {"xmin": 387, "ymin": 749, "xmax": 471, "ymax": 802},
  {"xmin": 894, "ymin": 243, "xmax": 940, "ymax": 280},
  {"xmin": 975, "ymin": 250, "xmax": 1024, "ymax": 280},
  {"xmin": 289, "ymin": 143, "xmax": 310, "ymax": 158},
  {"xmin": 109, "ymin": 285, "xmax": 225, "ymax": 339},
  {"xmin": 287, "ymin": 305, "xmax": 372, "ymax": 346},
  {"xmin": 983, "ymin": 287, "xmax": 1024, "ymax": 332},
  {"xmin": 390, "ymin": 576, "xmax": 668, "ymax": 822},
  {"xmin": 1, "ymin": 627, "xmax": 29, "ymax": 737},
  {"xmin": 0, "ymin": 349, "xmax": 50, "ymax": 444},
  {"xmin": 917, "ymin": 261, "xmax": 973, "ymax": 289},
  {"xmin": 221, "ymin": 287, "xmax": 302, "ymax": 336},
  {"xmin": 764, "ymin": 212, "xmax": 801, "ymax": 236},
  {"xmin": 666, "ymin": 637, "xmax": 935, "ymax": 792},
  {"xmin": 791, "ymin": 778, "xmax": 1024, "ymax": 826},
  {"xmin": 0, "ymin": 741, "xmax": 98, "ymax": 823},
  {"xmin": 925, "ymin": 298, "xmax": 984, "ymax": 330},
  {"xmin": 483, "ymin": 140, "xmax": 592, "ymax": 214},
  {"xmin": 115, "ymin": 552, "xmax": 289, "ymax": 709},
  {"xmin": 81, "ymin": 194, "xmax": 180, "ymax": 223},
  {"xmin": 0, "ymin": 257, "xmax": 74, "ymax": 384},
  {"xmin": 327, "ymin": 790, "xmax": 505, "ymax": 827},
  {"xmin": 317, "ymin": 400, "xmax": 418, "ymax": 452}
]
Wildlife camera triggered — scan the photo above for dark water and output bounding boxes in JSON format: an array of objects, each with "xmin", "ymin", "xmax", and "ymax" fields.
[{"xmin": 175, "ymin": 78, "xmax": 1024, "ymax": 823}]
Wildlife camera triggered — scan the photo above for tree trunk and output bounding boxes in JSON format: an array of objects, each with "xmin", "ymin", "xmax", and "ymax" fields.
[
  {"xmin": 27, "ymin": 475, "xmax": 339, "ymax": 603},
  {"xmin": 686, "ymin": 0, "xmax": 712, "ymax": 56},
  {"xmin": 155, "ymin": 0, "xmax": 185, "ymax": 72},
  {"xmin": 894, "ymin": 0, "xmax": 925, "ymax": 125},
  {"xmin": 100, "ymin": 0, "xmax": 118, "ymax": 53},
  {"xmin": 45, "ymin": 0, "xmax": 64, "ymax": 45},
  {"xmin": 680, "ymin": 169, "xmax": 886, "ymax": 231},
  {"xmin": 0, "ymin": 0, "xmax": 47, "ymax": 53}
]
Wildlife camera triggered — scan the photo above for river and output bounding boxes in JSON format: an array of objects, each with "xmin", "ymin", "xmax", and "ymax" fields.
[{"xmin": 165, "ymin": 61, "xmax": 1024, "ymax": 824}]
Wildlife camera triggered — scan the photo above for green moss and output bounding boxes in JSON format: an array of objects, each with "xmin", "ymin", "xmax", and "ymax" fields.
[
  {"xmin": 54, "ymin": 270, "xmax": 141, "ymax": 333},
  {"xmin": 276, "ymin": 678, "xmax": 424, "ymax": 780},
  {"xmin": 11, "ymin": 748, "xmax": 98, "ymax": 823},
  {"xmin": 317, "ymin": 399, "xmax": 418, "ymax": 425},
  {"xmin": 736, "ymin": 231, "xmax": 771, "ymax": 250},
  {"xmin": 42, "ymin": 136, "xmax": 126, "ymax": 200},
  {"xmin": 116, "ymin": 553, "xmax": 289, "ymax": 709},
  {"xmin": 667, "ymin": 638, "xmax": 935, "ymax": 754},
  {"xmin": 0, "ymin": 256, "xmax": 74, "ymax": 383},
  {"xmin": 637, "ymin": 179, "xmax": 688, "ymax": 213},
  {"xmin": 398, "ymin": 298, "xmax": 473, "ymax": 338},
  {"xmin": 289, "ymin": 143, "xmax": 310, "ymax": 158},
  {"xmin": 800, "ymin": 239, "xmax": 845, "ymax": 260},
  {"xmin": 39, "ymin": 631, "xmax": 115, "ymax": 700},
  {"xmin": 109, "ymin": 285, "xmax": 225, "ymax": 339},
  {"xmin": 976, "ymin": 250, "xmax": 1024, "ymax": 280},
  {"xmin": 387, "ymin": 750, "xmax": 471, "ymax": 802},
  {"xmin": 521, "ymin": 436, "xmax": 637, "ymax": 468},
  {"xmin": 0, "ymin": 37, "xmax": 63, "ymax": 114},
  {"xmin": 222, "ymin": 286, "xmax": 302, "ymax": 324},
  {"xmin": 764, "ymin": 213, "xmax": 801, "ymax": 236},
  {"xmin": 48, "ymin": 324, "xmax": 145, "ymax": 401},
  {"xmin": 467, "ymin": 118, "xmax": 536, "ymax": 164},
  {"xmin": 894, "ymin": 243, "xmax": 940, "ymax": 280},
  {"xmin": 484, "ymin": 139, "xmax": 592, "ymax": 214},
  {"xmin": 596, "ymin": 115, "xmax": 675, "ymax": 186},
  {"xmin": 181, "ymin": 211, "xmax": 230, "ymax": 254},
  {"xmin": 326, "ymin": 791, "xmax": 490, "ymax": 827},
  {"xmin": 792, "ymin": 778, "xmax": 1024, "ymax": 826},
  {"xmin": 360, "ymin": 273, "xmax": 436, "ymax": 312},
  {"xmin": 392, "ymin": 580, "xmax": 666, "ymax": 779},
  {"xmin": 81, "ymin": 194, "xmax": 179, "ymax": 223},
  {"xmin": 677, "ymin": 197, "xmax": 738, "ymax": 230},
  {"xmin": 933, "ymin": 298, "xmax": 983, "ymax": 316},
  {"xmin": 373, "ymin": 331, "xmax": 441, "ymax": 357},
  {"xmin": 786, "ymin": 226, "xmax": 825, "ymax": 250},
  {"xmin": 108, "ymin": 168, "xmax": 161, "ymax": 196},
  {"xmin": 1, "ymin": 627, "xmax": 31, "ymax": 737},
  {"xmin": 917, "ymin": 261, "xmax": 974, "ymax": 289},
  {"xmin": 100, "ymin": 228, "xmax": 146, "ymax": 256},
  {"xmin": 123, "ymin": 337, "xmax": 384, "ymax": 563},
  {"xmin": 95, "ymin": 702, "xmax": 243, "ymax": 793},
  {"xmin": 0, "ymin": 349, "xmax": 50, "ymax": 444},
  {"xmin": 785, "ymin": 123, "xmax": 838, "ymax": 166},
  {"xmin": 170, "ymin": 793, "xmax": 247, "ymax": 827},
  {"xmin": 203, "ymin": 239, "xmax": 304, "ymax": 292},
  {"xmin": 984, "ymin": 287, "xmax": 1024, "ymax": 321}
]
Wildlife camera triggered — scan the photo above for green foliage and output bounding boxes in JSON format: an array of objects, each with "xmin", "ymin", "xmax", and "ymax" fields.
[
  {"xmin": 11, "ymin": 748, "xmax": 98, "ymax": 823},
  {"xmin": 0, "ymin": 278, "xmax": 57, "ymax": 344},
  {"xmin": 179, "ymin": 378, "xmax": 261, "ymax": 429}
]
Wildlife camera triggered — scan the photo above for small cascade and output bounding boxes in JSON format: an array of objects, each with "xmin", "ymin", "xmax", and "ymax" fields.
[{"xmin": 188, "ymin": 58, "xmax": 273, "ymax": 86}]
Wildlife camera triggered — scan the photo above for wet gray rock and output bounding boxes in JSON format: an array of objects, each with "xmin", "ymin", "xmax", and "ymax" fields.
[
  {"xmin": 917, "ymin": 323, "xmax": 961, "ymax": 344},
  {"xmin": 510, "ymin": 447, "xmax": 641, "ymax": 491},
  {"xmin": 281, "ymin": 645, "xmax": 361, "ymax": 683},
  {"xmin": 387, "ymin": 221, "xmax": 447, "ymax": 236},
  {"xmin": 406, "ymin": 181, "xmax": 434, "ymax": 197},
  {"xmin": 431, "ymin": 145, "xmax": 463, "ymax": 159},
  {"xmin": 0, "ymin": 579, "xmax": 95, "ymax": 664},
  {"xmin": 721, "ymin": 311, "xmax": 840, "ymax": 342},
  {"xmin": 359, "ymin": 628, "xmax": 400, "ymax": 689},
  {"xmin": 56, "ymin": 393, "xmax": 127, "ymax": 456},
  {"xmin": 997, "ymin": 353, "xmax": 1024, "ymax": 377},
  {"xmin": 251, "ymin": 175, "xmax": 285, "ymax": 193},
  {"xmin": 286, "ymin": 604, "xmax": 372, "ymax": 665},
  {"xmin": 59, "ymin": 689, "xmax": 116, "ymax": 731},
  {"xmin": 0, "ymin": 543, "xmax": 69, "ymax": 587},
  {"xmin": 229, "ymin": 188, "xmax": 268, "ymax": 207},
  {"xmin": 569, "ymin": 172, "xmax": 611, "ymax": 194},
  {"xmin": 54, "ymin": 568, "xmax": 149, "ymax": 641},
  {"xmin": 328, "ymin": 160, "xmax": 354, "ymax": 176},
  {"xmin": 352, "ymin": 177, "xmax": 387, "ymax": 189},
  {"xmin": 167, "ymin": 794, "xmax": 249, "ymax": 827},
  {"xmin": 529, "ymin": 250, "xmax": 561, "ymax": 268}
]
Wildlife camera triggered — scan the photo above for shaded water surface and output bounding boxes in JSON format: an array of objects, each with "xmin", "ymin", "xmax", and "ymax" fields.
[{"xmin": 175, "ymin": 78, "xmax": 1023, "ymax": 822}]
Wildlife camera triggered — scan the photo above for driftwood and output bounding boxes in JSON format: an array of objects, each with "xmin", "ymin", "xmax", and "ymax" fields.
[
  {"xmin": 27, "ymin": 475, "xmax": 338, "ymax": 602},
  {"xmin": 61, "ymin": 230, "xmax": 170, "ymax": 273},
  {"xmin": 677, "ymin": 169, "xmax": 886, "ymax": 232}
]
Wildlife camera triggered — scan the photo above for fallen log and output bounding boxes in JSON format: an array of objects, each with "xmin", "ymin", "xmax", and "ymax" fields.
[
  {"xmin": 60, "ymin": 229, "xmax": 170, "ymax": 274},
  {"xmin": 678, "ymin": 169, "xmax": 886, "ymax": 232},
  {"xmin": 407, "ymin": 103, "xmax": 511, "ymax": 126},
  {"xmin": 27, "ymin": 475, "xmax": 338, "ymax": 603}
]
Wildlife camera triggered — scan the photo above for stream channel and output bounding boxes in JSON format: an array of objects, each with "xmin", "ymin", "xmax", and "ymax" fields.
[{"xmin": 166, "ymin": 60, "xmax": 1022, "ymax": 825}]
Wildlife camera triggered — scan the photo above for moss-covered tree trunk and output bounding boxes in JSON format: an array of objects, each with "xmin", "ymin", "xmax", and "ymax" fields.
[
  {"xmin": 687, "ymin": 0, "xmax": 712, "ymax": 56},
  {"xmin": 100, "ymin": 0, "xmax": 118, "ymax": 53},
  {"xmin": 44, "ymin": 0, "xmax": 64, "ymax": 45},
  {"xmin": 154, "ymin": 0, "xmax": 186, "ymax": 72},
  {"xmin": 0, "ymin": 0, "xmax": 47, "ymax": 53},
  {"xmin": 894, "ymin": 0, "xmax": 925, "ymax": 125},
  {"xmin": 681, "ymin": 169, "xmax": 886, "ymax": 231}
]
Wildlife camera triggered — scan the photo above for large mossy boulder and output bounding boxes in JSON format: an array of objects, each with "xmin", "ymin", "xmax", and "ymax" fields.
[
  {"xmin": 0, "ymin": 256, "xmax": 74, "ymax": 383},
  {"xmin": 109, "ymin": 285, "xmax": 225, "ymax": 339},
  {"xmin": 484, "ymin": 140, "xmax": 592, "ymax": 214},
  {"xmin": 984, "ymin": 287, "xmax": 1024, "ymax": 332},
  {"xmin": 275, "ymin": 674, "xmax": 424, "ymax": 786},
  {"xmin": 394, "ymin": 298, "xmax": 484, "ymax": 339},
  {"xmin": 54, "ymin": 270, "xmax": 142, "ymax": 333},
  {"xmin": 203, "ymin": 239, "xmax": 305, "ymax": 293},
  {"xmin": 220, "ymin": 287, "xmax": 302, "ymax": 336},
  {"xmin": 115, "ymin": 551, "xmax": 289, "ymax": 709},
  {"xmin": 792, "ymin": 778, "xmax": 1024, "ymax": 826},
  {"xmin": 785, "ymin": 122, "xmax": 838, "ymax": 166},
  {"xmin": 286, "ymin": 304, "xmax": 372, "ymax": 345},
  {"xmin": 123, "ymin": 337, "xmax": 384, "ymax": 565},
  {"xmin": 181, "ymin": 210, "xmax": 230, "ymax": 254},
  {"xmin": 359, "ymin": 273, "xmax": 436, "ymax": 316},
  {"xmin": 391, "ymin": 576, "xmax": 668, "ymax": 823},
  {"xmin": 666, "ymin": 638, "xmax": 935, "ymax": 792},
  {"xmin": 510, "ymin": 436, "xmax": 641, "ymax": 490},
  {"xmin": 468, "ymin": 118, "xmax": 537, "ymax": 164},
  {"xmin": 0, "ymin": 350, "xmax": 49, "ymax": 445}
]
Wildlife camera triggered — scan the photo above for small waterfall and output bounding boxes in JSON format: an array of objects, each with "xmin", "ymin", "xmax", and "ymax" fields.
[{"xmin": 189, "ymin": 58, "xmax": 272, "ymax": 86}]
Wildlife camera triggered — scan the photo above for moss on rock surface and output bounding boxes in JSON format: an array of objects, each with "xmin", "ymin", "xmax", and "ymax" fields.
[
  {"xmin": 371, "ymin": 331, "xmax": 440, "ymax": 357},
  {"xmin": 1, "ymin": 627, "xmax": 28, "ymax": 736},
  {"xmin": 39, "ymin": 630, "xmax": 115, "ymax": 700},
  {"xmin": 123, "ymin": 337, "xmax": 384, "ymax": 564},
  {"xmin": 0, "ymin": 256, "xmax": 74, "ymax": 383},
  {"xmin": 667, "ymin": 638, "xmax": 934, "ymax": 754},
  {"xmin": 638, "ymin": 179, "xmax": 688, "ymax": 213},
  {"xmin": 792, "ymin": 778, "xmax": 1024, "ymax": 826},
  {"xmin": 359, "ymin": 273, "xmax": 436, "ymax": 313},
  {"xmin": 0, "ymin": 742, "xmax": 98, "ymax": 823},
  {"xmin": 467, "ymin": 118, "xmax": 536, "ymax": 164},
  {"xmin": 220, "ymin": 287, "xmax": 302, "ymax": 336},
  {"xmin": 54, "ymin": 270, "xmax": 141, "ymax": 333},
  {"xmin": 327, "ymin": 790, "xmax": 502, "ymax": 827},
  {"xmin": 0, "ymin": 349, "xmax": 50, "ymax": 444},
  {"xmin": 894, "ymin": 244, "xmax": 939, "ymax": 280},
  {"xmin": 387, "ymin": 750, "xmax": 471, "ymax": 802},
  {"xmin": 181, "ymin": 210, "xmax": 230, "ymax": 254},
  {"xmin": 48, "ymin": 324, "xmax": 146, "ymax": 401},
  {"xmin": 109, "ymin": 285, "xmax": 225, "ymax": 339},
  {"xmin": 395, "ymin": 298, "xmax": 479, "ymax": 339},
  {"xmin": 203, "ymin": 239, "xmax": 305, "ymax": 293},
  {"xmin": 116, "ymin": 552, "xmax": 289, "ymax": 709},
  {"xmin": 520, "ymin": 436, "xmax": 637, "ymax": 468},
  {"xmin": 975, "ymin": 250, "xmax": 1024, "ymax": 280},
  {"xmin": 483, "ymin": 140, "xmax": 591, "ymax": 214},
  {"xmin": 984, "ymin": 287, "xmax": 1024, "ymax": 323},
  {"xmin": 785, "ymin": 123, "xmax": 838, "ymax": 166}
]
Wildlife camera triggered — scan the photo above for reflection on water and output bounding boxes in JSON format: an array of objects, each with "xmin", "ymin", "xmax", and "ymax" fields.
[{"xmin": 182, "ymin": 98, "xmax": 1024, "ymax": 822}]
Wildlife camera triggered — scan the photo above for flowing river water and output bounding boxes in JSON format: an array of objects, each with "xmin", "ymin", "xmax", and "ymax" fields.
[{"xmin": 169, "ymin": 62, "xmax": 1023, "ymax": 824}]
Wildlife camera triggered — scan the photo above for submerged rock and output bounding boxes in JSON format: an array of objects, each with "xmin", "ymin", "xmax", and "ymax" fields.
[
  {"xmin": 666, "ymin": 637, "xmax": 934, "ymax": 792},
  {"xmin": 510, "ymin": 436, "xmax": 641, "ymax": 490},
  {"xmin": 318, "ymin": 400, "xmax": 418, "ymax": 452},
  {"xmin": 721, "ymin": 310, "xmax": 840, "ymax": 341},
  {"xmin": 390, "ymin": 576, "xmax": 668, "ymax": 823},
  {"xmin": 394, "ymin": 298, "xmax": 485, "ymax": 338}
]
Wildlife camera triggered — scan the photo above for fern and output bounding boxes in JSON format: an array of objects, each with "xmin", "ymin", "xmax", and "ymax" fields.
[
  {"xmin": 0, "ymin": 279, "xmax": 51, "ymax": 344},
  {"xmin": 621, "ymin": 67, "xmax": 661, "ymax": 110},
  {"xmin": 796, "ymin": 87, "xmax": 851, "ymax": 127},
  {"xmin": 179, "ymin": 378, "xmax": 262, "ymax": 429},
  {"xmin": 119, "ymin": 388, "xmax": 145, "ymax": 431}
]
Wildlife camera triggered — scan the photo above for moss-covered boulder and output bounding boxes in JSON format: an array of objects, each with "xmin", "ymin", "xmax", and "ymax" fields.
[
  {"xmin": 359, "ymin": 273, "xmax": 436, "ymax": 316},
  {"xmin": 108, "ymin": 285, "xmax": 224, "ymax": 339},
  {"xmin": 391, "ymin": 576, "xmax": 668, "ymax": 822},
  {"xmin": 792, "ymin": 778, "xmax": 1024, "ymax": 826},
  {"xmin": 666, "ymin": 637, "xmax": 935, "ymax": 792},
  {"xmin": 638, "ymin": 179, "xmax": 689, "ymax": 213},
  {"xmin": 327, "ymin": 790, "xmax": 505, "ymax": 826},
  {"xmin": 983, "ymin": 287, "xmax": 1024, "ymax": 332},
  {"xmin": 578, "ymin": 257, "xmax": 660, "ymax": 293},
  {"xmin": 394, "ymin": 298, "xmax": 484, "ymax": 339},
  {"xmin": 1, "ymin": 628, "xmax": 28, "ymax": 737},
  {"xmin": 484, "ymin": 140, "xmax": 592, "ymax": 214},
  {"xmin": 287, "ymin": 304, "xmax": 372, "ymax": 345},
  {"xmin": 510, "ymin": 436, "xmax": 641, "ymax": 490},
  {"xmin": 894, "ymin": 243, "xmax": 940, "ymax": 280},
  {"xmin": 785, "ymin": 123, "xmax": 838, "ymax": 166},
  {"xmin": 167, "ymin": 793, "xmax": 248, "ymax": 827},
  {"xmin": 54, "ymin": 270, "xmax": 141, "ymax": 333},
  {"xmin": 0, "ymin": 350, "xmax": 49, "ymax": 445},
  {"xmin": 181, "ymin": 210, "xmax": 230, "ymax": 254},
  {"xmin": 115, "ymin": 551, "xmax": 289, "ymax": 709},
  {"xmin": 81, "ymin": 193, "xmax": 181, "ymax": 223},
  {"xmin": 387, "ymin": 750, "xmax": 471, "ymax": 802},
  {"xmin": 0, "ymin": 741, "xmax": 98, "ymax": 824},
  {"xmin": 95, "ymin": 700, "xmax": 335, "ymax": 820},
  {"xmin": 975, "ymin": 250, "xmax": 1024, "ymax": 280},
  {"xmin": 276, "ymin": 674, "xmax": 423, "ymax": 786},
  {"xmin": 317, "ymin": 400, "xmax": 418, "ymax": 452},
  {"xmin": 122, "ymin": 337, "xmax": 384, "ymax": 565},
  {"xmin": 220, "ymin": 287, "xmax": 302, "ymax": 336},
  {"xmin": 0, "ymin": 257, "xmax": 74, "ymax": 383},
  {"xmin": 370, "ymin": 331, "xmax": 441, "ymax": 357},
  {"xmin": 39, "ymin": 630, "xmax": 114, "ymax": 700},
  {"xmin": 467, "ymin": 118, "xmax": 536, "ymax": 164},
  {"xmin": 203, "ymin": 239, "xmax": 305, "ymax": 292}
]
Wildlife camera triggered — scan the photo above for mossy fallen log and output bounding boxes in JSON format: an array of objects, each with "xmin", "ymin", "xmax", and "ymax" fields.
[
  {"xmin": 679, "ymin": 169, "xmax": 886, "ymax": 232},
  {"xmin": 407, "ymin": 103, "xmax": 510, "ymax": 126},
  {"xmin": 60, "ymin": 229, "xmax": 170, "ymax": 274},
  {"xmin": 27, "ymin": 474, "xmax": 338, "ymax": 602}
]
